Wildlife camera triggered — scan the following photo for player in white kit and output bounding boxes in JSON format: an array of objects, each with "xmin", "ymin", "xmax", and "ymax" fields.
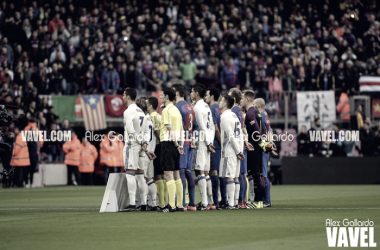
[
  {"xmin": 190, "ymin": 83, "xmax": 215, "ymax": 211},
  {"xmin": 135, "ymin": 97, "xmax": 157, "ymax": 211},
  {"xmin": 122, "ymin": 88, "xmax": 148, "ymax": 212},
  {"xmin": 219, "ymin": 95, "xmax": 245, "ymax": 210}
]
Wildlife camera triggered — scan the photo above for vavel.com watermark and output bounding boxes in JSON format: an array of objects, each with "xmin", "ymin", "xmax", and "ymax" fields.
[
  {"xmin": 85, "ymin": 130, "xmax": 294, "ymax": 143},
  {"xmin": 21, "ymin": 130, "xmax": 71, "ymax": 142},
  {"xmin": 326, "ymin": 219, "xmax": 377, "ymax": 247}
]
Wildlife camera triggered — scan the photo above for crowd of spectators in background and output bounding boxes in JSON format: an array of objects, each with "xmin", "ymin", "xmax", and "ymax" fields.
[{"xmin": 1, "ymin": 0, "xmax": 380, "ymax": 187}]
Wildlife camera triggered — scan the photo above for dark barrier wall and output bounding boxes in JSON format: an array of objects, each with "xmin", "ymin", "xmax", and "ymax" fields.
[{"xmin": 282, "ymin": 157, "xmax": 380, "ymax": 184}]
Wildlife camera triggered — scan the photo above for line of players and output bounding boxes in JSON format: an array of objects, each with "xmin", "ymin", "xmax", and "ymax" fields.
[{"xmin": 121, "ymin": 83, "xmax": 276, "ymax": 212}]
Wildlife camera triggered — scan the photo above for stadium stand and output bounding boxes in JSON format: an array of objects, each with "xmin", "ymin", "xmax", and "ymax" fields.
[{"xmin": 1, "ymin": 0, "xmax": 380, "ymax": 187}]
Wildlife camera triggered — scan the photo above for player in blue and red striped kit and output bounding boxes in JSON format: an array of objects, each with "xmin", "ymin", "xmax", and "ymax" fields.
[
  {"xmin": 173, "ymin": 83, "xmax": 197, "ymax": 211},
  {"xmin": 205, "ymin": 87, "xmax": 223, "ymax": 209}
]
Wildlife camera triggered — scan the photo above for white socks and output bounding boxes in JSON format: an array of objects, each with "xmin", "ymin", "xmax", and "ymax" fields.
[
  {"xmin": 126, "ymin": 173, "xmax": 136, "ymax": 205},
  {"xmin": 206, "ymin": 175, "xmax": 213, "ymax": 205},
  {"xmin": 197, "ymin": 174, "xmax": 207, "ymax": 206},
  {"xmin": 135, "ymin": 174, "xmax": 147, "ymax": 205},
  {"xmin": 147, "ymin": 180, "xmax": 157, "ymax": 207},
  {"xmin": 226, "ymin": 181, "xmax": 235, "ymax": 206},
  {"xmin": 234, "ymin": 182, "xmax": 240, "ymax": 206},
  {"xmin": 248, "ymin": 176, "xmax": 255, "ymax": 201}
]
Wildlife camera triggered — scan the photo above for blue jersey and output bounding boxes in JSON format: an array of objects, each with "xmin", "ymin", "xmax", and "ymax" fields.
[
  {"xmin": 232, "ymin": 106, "xmax": 245, "ymax": 129},
  {"xmin": 210, "ymin": 103, "xmax": 221, "ymax": 149},
  {"xmin": 175, "ymin": 100, "xmax": 195, "ymax": 146}
]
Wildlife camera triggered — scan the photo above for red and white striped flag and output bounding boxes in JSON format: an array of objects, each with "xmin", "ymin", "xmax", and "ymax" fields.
[
  {"xmin": 80, "ymin": 95, "xmax": 107, "ymax": 131},
  {"xmin": 359, "ymin": 76, "xmax": 380, "ymax": 93}
]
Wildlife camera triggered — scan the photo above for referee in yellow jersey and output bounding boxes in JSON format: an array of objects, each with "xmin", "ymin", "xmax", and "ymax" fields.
[{"xmin": 157, "ymin": 88, "xmax": 185, "ymax": 212}]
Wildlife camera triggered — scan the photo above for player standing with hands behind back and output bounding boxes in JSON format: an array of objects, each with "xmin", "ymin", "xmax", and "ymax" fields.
[
  {"xmin": 190, "ymin": 84, "xmax": 216, "ymax": 210},
  {"xmin": 219, "ymin": 95, "xmax": 245, "ymax": 209},
  {"xmin": 122, "ymin": 88, "xmax": 148, "ymax": 212}
]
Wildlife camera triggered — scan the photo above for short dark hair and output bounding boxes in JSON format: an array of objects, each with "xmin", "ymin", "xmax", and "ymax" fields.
[
  {"xmin": 208, "ymin": 87, "xmax": 220, "ymax": 102},
  {"xmin": 173, "ymin": 83, "xmax": 186, "ymax": 97},
  {"xmin": 136, "ymin": 98, "xmax": 147, "ymax": 113},
  {"xmin": 162, "ymin": 88, "xmax": 176, "ymax": 101},
  {"xmin": 147, "ymin": 97, "xmax": 158, "ymax": 110},
  {"xmin": 229, "ymin": 88, "xmax": 242, "ymax": 104},
  {"xmin": 223, "ymin": 95, "xmax": 235, "ymax": 109},
  {"xmin": 243, "ymin": 90, "xmax": 255, "ymax": 101},
  {"xmin": 193, "ymin": 83, "xmax": 206, "ymax": 98},
  {"xmin": 124, "ymin": 87, "xmax": 137, "ymax": 101}
]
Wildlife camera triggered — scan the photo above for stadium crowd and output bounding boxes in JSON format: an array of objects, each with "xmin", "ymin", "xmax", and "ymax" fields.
[{"xmin": 1, "ymin": 0, "xmax": 380, "ymax": 189}]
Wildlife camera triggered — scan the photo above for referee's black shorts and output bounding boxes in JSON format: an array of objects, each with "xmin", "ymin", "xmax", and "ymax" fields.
[
  {"xmin": 247, "ymin": 147, "xmax": 262, "ymax": 176},
  {"xmin": 153, "ymin": 144, "xmax": 163, "ymax": 176},
  {"xmin": 160, "ymin": 141, "xmax": 180, "ymax": 172}
]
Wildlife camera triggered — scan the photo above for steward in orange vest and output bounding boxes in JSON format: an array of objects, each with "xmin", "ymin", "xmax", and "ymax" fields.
[
  {"xmin": 79, "ymin": 138, "xmax": 98, "ymax": 185},
  {"xmin": 116, "ymin": 134, "xmax": 124, "ymax": 168},
  {"xmin": 24, "ymin": 118, "xmax": 44, "ymax": 154},
  {"xmin": 79, "ymin": 138, "xmax": 98, "ymax": 173},
  {"xmin": 63, "ymin": 131, "xmax": 81, "ymax": 185},
  {"xmin": 100, "ymin": 131, "xmax": 119, "ymax": 184},
  {"xmin": 11, "ymin": 127, "xmax": 30, "ymax": 187},
  {"xmin": 336, "ymin": 91, "xmax": 350, "ymax": 121},
  {"xmin": 11, "ymin": 128, "xmax": 30, "ymax": 167}
]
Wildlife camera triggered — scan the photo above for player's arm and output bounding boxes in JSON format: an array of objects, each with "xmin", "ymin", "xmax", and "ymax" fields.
[
  {"xmin": 140, "ymin": 116, "xmax": 150, "ymax": 151},
  {"xmin": 124, "ymin": 113, "xmax": 137, "ymax": 144},
  {"xmin": 227, "ymin": 119, "xmax": 243, "ymax": 156},
  {"xmin": 166, "ymin": 125, "xmax": 185, "ymax": 155},
  {"xmin": 195, "ymin": 109, "xmax": 213, "ymax": 146},
  {"xmin": 214, "ymin": 124, "xmax": 221, "ymax": 145}
]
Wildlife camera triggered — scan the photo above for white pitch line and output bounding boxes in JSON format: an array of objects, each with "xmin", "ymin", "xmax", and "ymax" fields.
[{"xmin": 0, "ymin": 207, "xmax": 380, "ymax": 211}]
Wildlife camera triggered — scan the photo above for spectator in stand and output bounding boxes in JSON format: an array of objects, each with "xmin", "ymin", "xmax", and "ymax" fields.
[
  {"xmin": 282, "ymin": 68, "xmax": 297, "ymax": 91},
  {"xmin": 317, "ymin": 62, "xmax": 335, "ymax": 91},
  {"xmin": 374, "ymin": 124, "xmax": 380, "ymax": 157},
  {"xmin": 49, "ymin": 63, "xmax": 63, "ymax": 94},
  {"xmin": 101, "ymin": 63, "xmax": 120, "ymax": 94},
  {"xmin": 221, "ymin": 56, "xmax": 239, "ymax": 90},
  {"xmin": 360, "ymin": 122, "xmax": 374, "ymax": 157},
  {"xmin": 268, "ymin": 69, "xmax": 282, "ymax": 92},
  {"xmin": 179, "ymin": 53, "xmax": 197, "ymax": 92},
  {"xmin": 82, "ymin": 64, "xmax": 100, "ymax": 94},
  {"xmin": 48, "ymin": 13, "xmax": 65, "ymax": 34},
  {"xmin": 297, "ymin": 125, "xmax": 311, "ymax": 156},
  {"xmin": 354, "ymin": 104, "xmax": 365, "ymax": 130}
]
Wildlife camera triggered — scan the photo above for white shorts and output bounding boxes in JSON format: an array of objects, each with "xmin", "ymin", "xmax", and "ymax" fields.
[
  {"xmin": 219, "ymin": 156, "xmax": 240, "ymax": 178},
  {"xmin": 123, "ymin": 144, "xmax": 140, "ymax": 170},
  {"xmin": 192, "ymin": 147, "xmax": 210, "ymax": 171},
  {"xmin": 138, "ymin": 152, "xmax": 154, "ymax": 178}
]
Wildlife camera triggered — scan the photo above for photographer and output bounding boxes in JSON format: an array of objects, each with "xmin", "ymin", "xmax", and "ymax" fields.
[{"xmin": 0, "ymin": 123, "xmax": 14, "ymax": 188}]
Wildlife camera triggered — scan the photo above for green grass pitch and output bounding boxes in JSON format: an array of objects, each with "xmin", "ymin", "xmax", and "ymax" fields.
[{"xmin": 1, "ymin": 185, "xmax": 379, "ymax": 250}]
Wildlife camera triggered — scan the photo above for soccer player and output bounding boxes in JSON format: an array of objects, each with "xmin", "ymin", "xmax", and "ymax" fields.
[
  {"xmin": 136, "ymin": 98, "xmax": 157, "ymax": 211},
  {"xmin": 147, "ymin": 97, "xmax": 164, "ymax": 210},
  {"xmin": 240, "ymin": 90, "xmax": 276, "ymax": 209},
  {"xmin": 228, "ymin": 88, "xmax": 252, "ymax": 209},
  {"xmin": 218, "ymin": 95, "xmax": 245, "ymax": 209},
  {"xmin": 190, "ymin": 83, "xmax": 216, "ymax": 210},
  {"xmin": 205, "ymin": 87, "xmax": 223, "ymax": 209},
  {"xmin": 122, "ymin": 88, "xmax": 148, "ymax": 212},
  {"xmin": 157, "ymin": 88, "xmax": 185, "ymax": 212},
  {"xmin": 253, "ymin": 98, "xmax": 273, "ymax": 208},
  {"xmin": 173, "ymin": 83, "xmax": 197, "ymax": 211}
]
